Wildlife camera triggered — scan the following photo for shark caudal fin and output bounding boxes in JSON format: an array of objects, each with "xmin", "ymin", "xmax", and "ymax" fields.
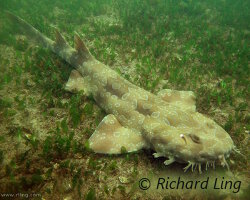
[
  {"xmin": 5, "ymin": 11, "xmax": 54, "ymax": 49},
  {"xmin": 6, "ymin": 11, "xmax": 93, "ymax": 66}
]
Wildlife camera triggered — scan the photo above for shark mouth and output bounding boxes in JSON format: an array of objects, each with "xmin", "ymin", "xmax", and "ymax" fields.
[
  {"xmin": 182, "ymin": 155, "xmax": 229, "ymax": 174},
  {"xmin": 181, "ymin": 146, "xmax": 244, "ymax": 174},
  {"xmin": 183, "ymin": 160, "xmax": 217, "ymax": 174}
]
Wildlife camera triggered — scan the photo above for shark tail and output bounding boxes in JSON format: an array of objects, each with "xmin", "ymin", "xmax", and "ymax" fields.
[
  {"xmin": 5, "ymin": 11, "xmax": 54, "ymax": 49},
  {"xmin": 6, "ymin": 11, "xmax": 92, "ymax": 66}
]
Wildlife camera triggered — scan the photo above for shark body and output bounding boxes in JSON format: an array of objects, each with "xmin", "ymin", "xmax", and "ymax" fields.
[{"xmin": 7, "ymin": 12, "xmax": 235, "ymax": 173}]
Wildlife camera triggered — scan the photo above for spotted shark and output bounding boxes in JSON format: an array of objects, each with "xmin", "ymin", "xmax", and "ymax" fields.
[{"xmin": 7, "ymin": 12, "xmax": 238, "ymax": 173}]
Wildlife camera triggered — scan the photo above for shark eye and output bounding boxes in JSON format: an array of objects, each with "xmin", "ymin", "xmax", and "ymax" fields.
[
  {"xmin": 189, "ymin": 134, "xmax": 201, "ymax": 144},
  {"xmin": 180, "ymin": 134, "xmax": 187, "ymax": 144}
]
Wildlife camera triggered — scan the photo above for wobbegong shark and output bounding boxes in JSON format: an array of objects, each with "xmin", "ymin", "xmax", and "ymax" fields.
[{"xmin": 7, "ymin": 12, "xmax": 238, "ymax": 173}]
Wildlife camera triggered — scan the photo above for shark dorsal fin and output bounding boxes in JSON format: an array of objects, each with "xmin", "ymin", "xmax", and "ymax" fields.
[
  {"xmin": 74, "ymin": 32, "xmax": 91, "ymax": 59},
  {"xmin": 55, "ymin": 28, "xmax": 66, "ymax": 46}
]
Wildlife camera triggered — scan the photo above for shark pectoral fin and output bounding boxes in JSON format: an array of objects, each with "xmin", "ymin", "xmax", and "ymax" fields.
[
  {"xmin": 89, "ymin": 114, "xmax": 146, "ymax": 154},
  {"xmin": 158, "ymin": 89, "xmax": 196, "ymax": 112}
]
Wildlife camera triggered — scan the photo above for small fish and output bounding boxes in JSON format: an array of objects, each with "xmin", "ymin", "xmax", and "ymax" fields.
[{"xmin": 7, "ymin": 12, "xmax": 237, "ymax": 173}]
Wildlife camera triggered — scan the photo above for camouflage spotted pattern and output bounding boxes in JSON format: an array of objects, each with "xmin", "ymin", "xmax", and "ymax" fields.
[{"xmin": 8, "ymin": 12, "xmax": 235, "ymax": 173}]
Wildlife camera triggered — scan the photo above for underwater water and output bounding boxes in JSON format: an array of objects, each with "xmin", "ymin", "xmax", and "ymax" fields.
[{"xmin": 0, "ymin": 0, "xmax": 249, "ymax": 199}]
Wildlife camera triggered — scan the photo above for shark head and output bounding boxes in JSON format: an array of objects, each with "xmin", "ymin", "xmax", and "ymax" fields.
[{"xmin": 144, "ymin": 111, "xmax": 234, "ymax": 173}]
